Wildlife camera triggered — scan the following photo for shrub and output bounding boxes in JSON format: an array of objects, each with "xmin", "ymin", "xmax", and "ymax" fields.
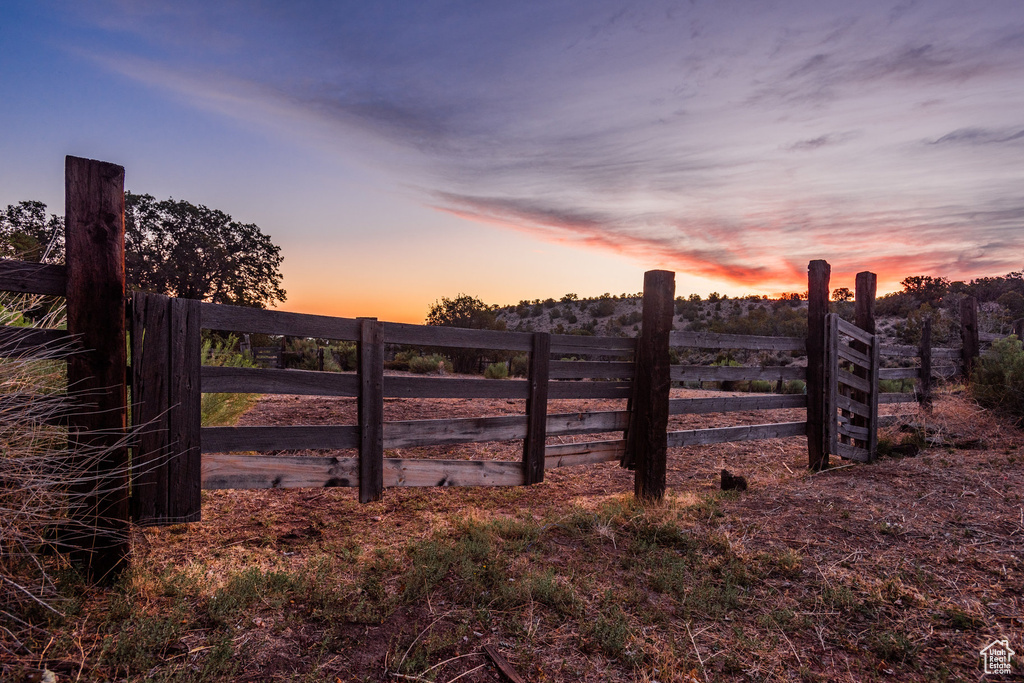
[
  {"xmin": 971, "ymin": 336, "xmax": 1024, "ymax": 423},
  {"xmin": 409, "ymin": 354, "xmax": 446, "ymax": 374},
  {"xmin": 783, "ymin": 380, "xmax": 806, "ymax": 394},
  {"xmin": 748, "ymin": 380, "xmax": 773, "ymax": 393},
  {"xmin": 510, "ymin": 353, "xmax": 529, "ymax": 377},
  {"xmin": 484, "ymin": 362, "xmax": 509, "ymax": 379},
  {"xmin": 593, "ymin": 298, "xmax": 616, "ymax": 317}
]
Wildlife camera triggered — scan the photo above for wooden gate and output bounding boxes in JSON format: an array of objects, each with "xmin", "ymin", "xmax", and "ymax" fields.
[{"xmin": 824, "ymin": 313, "xmax": 879, "ymax": 462}]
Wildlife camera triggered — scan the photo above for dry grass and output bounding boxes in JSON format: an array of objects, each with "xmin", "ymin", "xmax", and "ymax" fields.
[{"xmin": 3, "ymin": 367, "xmax": 1023, "ymax": 681}]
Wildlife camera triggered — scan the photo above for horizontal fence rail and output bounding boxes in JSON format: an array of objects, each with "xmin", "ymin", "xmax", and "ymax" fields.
[
  {"xmin": 0, "ymin": 259, "xmax": 68, "ymax": 296},
  {"xmin": 669, "ymin": 331, "xmax": 805, "ymax": 352}
]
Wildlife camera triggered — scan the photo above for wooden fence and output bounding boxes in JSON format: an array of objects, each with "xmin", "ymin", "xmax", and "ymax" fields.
[{"xmin": 0, "ymin": 156, "xmax": 1005, "ymax": 579}]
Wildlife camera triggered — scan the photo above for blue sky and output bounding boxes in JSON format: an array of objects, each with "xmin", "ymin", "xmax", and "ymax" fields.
[{"xmin": 3, "ymin": 1, "xmax": 1024, "ymax": 321}]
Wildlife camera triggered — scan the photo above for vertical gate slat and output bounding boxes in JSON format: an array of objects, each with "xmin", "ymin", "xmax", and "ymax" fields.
[
  {"xmin": 523, "ymin": 332, "xmax": 550, "ymax": 484},
  {"xmin": 868, "ymin": 333, "xmax": 880, "ymax": 459},
  {"xmin": 168, "ymin": 297, "xmax": 202, "ymax": 522},
  {"xmin": 919, "ymin": 317, "xmax": 932, "ymax": 411},
  {"xmin": 130, "ymin": 292, "xmax": 171, "ymax": 524},
  {"xmin": 358, "ymin": 318, "xmax": 384, "ymax": 503},
  {"xmin": 826, "ymin": 314, "xmax": 839, "ymax": 458}
]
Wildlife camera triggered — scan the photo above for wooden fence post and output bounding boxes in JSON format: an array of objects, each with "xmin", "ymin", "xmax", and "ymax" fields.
[
  {"xmin": 806, "ymin": 260, "xmax": 830, "ymax": 471},
  {"xmin": 853, "ymin": 272, "xmax": 876, "ymax": 458},
  {"xmin": 64, "ymin": 155, "xmax": 129, "ymax": 581},
  {"xmin": 358, "ymin": 318, "xmax": 384, "ymax": 503},
  {"xmin": 1014, "ymin": 318, "xmax": 1024, "ymax": 341},
  {"xmin": 960, "ymin": 296, "xmax": 979, "ymax": 379},
  {"xmin": 627, "ymin": 270, "xmax": 675, "ymax": 502},
  {"xmin": 523, "ymin": 332, "xmax": 550, "ymax": 484},
  {"xmin": 168, "ymin": 298, "xmax": 202, "ymax": 521},
  {"xmin": 919, "ymin": 317, "xmax": 932, "ymax": 411}
]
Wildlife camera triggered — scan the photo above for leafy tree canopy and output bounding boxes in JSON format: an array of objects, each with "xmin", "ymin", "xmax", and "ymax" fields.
[
  {"xmin": 0, "ymin": 194, "xmax": 285, "ymax": 308},
  {"xmin": 0, "ymin": 201, "xmax": 64, "ymax": 263},
  {"xmin": 425, "ymin": 294, "xmax": 504, "ymax": 331}
]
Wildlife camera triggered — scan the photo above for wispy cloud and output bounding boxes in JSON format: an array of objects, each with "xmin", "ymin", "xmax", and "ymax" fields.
[{"xmin": 66, "ymin": 0, "xmax": 1024, "ymax": 292}]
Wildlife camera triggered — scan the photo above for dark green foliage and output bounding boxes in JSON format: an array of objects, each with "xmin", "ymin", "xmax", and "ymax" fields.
[
  {"xmin": 617, "ymin": 310, "xmax": 642, "ymax": 326},
  {"xmin": 125, "ymin": 193, "xmax": 285, "ymax": 307},
  {"xmin": 971, "ymin": 336, "xmax": 1024, "ymax": 423},
  {"xmin": 426, "ymin": 294, "xmax": 506, "ymax": 373},
  {"xmin": 592, "ymin": 298, "xmax": 616, "ymax": 317},
  {"xmin": 0, "ymin": 201, "xmax": 64, "ymax": 263}
]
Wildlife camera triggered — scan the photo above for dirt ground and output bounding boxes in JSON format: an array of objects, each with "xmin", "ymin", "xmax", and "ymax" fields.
[{"xmin": 115, "ymin": 386, "xmax": 1024, "ymax": 682}]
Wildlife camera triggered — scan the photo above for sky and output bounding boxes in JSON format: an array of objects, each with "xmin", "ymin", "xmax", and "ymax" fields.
[{"xmin": 2, "ymin": 1, "xmax": 1024, "ymax": 323}]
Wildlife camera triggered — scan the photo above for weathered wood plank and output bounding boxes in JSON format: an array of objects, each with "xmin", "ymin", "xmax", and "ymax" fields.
[
  {"xmin": 878, "ymin": 367, "xmax": 920, "ymax": 380},
  {"xmin": 669, "ymin": 330, "xmax": 806, "ymax": 352},
  {"xmin": 667, "ymin": 421, "xmax": 806, "ymax": 447},
  {"xmin": 879, "ymin": 344, "xmax": 919, "ymax": 358},
  {"xmin": 837, "ymin": 368, "xmax": 871, "ymax": 393},
  {"xmin": 386, "ymin": 376, "xmax": 529, "ymax": 399},
  {"xmin": 0, "ymin": 259, "xmax": 67, "ymax": 296},
  {"xmin": 201, "ymin": 425, "xmax": 359, "ymax": 452},
  {"xmin": 931, "ymin": 347, "xmax": 961, "ymax": 359},
  {"xmin": 358, "ymin": 319, "xmax": 384, "ymax": 503},
  {"xmin": 548, "ymin": 381, "xmax": 633, "ymax": 399},
  {"xmin": 386, "ymin": 416, "xmax": 525, "ymax": 447},
  {"xmin": 919, "ymin": 318, "xmax": 932, "ymax": 410},
  {"xmin": 202, "ymin": 366, "xmax": 360, "ymax": 396},
  {"xmin": 670, "ymin": 365, "xmax": 806, "ymax": 382},
  {"xmin": 961, "ymin": 297, "xmax": 979, "ymax": 377},
  {"xmin": 836, "ymin": 317, "xmax": 873, "ymax": 346},
  {"xmin": 549, "ymin": 360, "xmax": 635, "ymax": 379},
  {"xmin": 826, "ymin": 314, "xmax": 839, "ymax": 458},
  {"xmin": 546, "ymin": 410, "xmax": 630, "ymax": 435},
  {"xmin": 130, "ymin": 292, "xmax": 171, "ymax": 525},
  {"xmin": 979, "ymin": 331, "xmax": 1002, "ymax": 342},
  {"xmin": 549, "ymin": 334, "xmax": 635, "ymax": 356},
  {"xmin": 806, "ymin": 260, "xmax": 830, "ymax": 471},
  {"xmin": 383, "ymin": 458, "xmax": 524, "ymax": 487},
  {"xmin": 64, "ymin": 156, "xmax": 129, "ymax": 580},
  {"xmin": 523, "ymin": 332, "xmax": 550, "ymax": 484},
  {"xmin": 669, "ymin": 394, "xmax": 807, "ymax": 415},
  {"xmin": 879, "ymin": 392, "xmax": 917, "ymax": 404},
  {"xmin": 0, "ymin": 326, "xmax": 71, "ymax": 355},
  {"xmin": 168, "ymin": 297, "xmax": 202, "ymax": 523},
  {"xmin": 200, "ymin": 301, "xmax": 361, "ymax": 340},
  {"xmin": 202, "ymin": 453, "xmax": 359, "ymax": 489},
  {"xmin": 545, "ymin": 439, "xmax": 625, "ymax": 467},
  {"xmin": 837, "ymin": 342, "xmax": 871, "ymax": 370},
  {"xmin": 867, "ymin": 327, "xmax": 880, "ymax": 459},
  {"xmin": 834, "ymin": 442, "xmax": 870, "ymax": 462},
  {"xmin": 382, "ymin": 321, "xmax": 533, "ymax": 351},
  {"xmin": 837, "ymin": 421, "xmax": 870, "ymax": 441},
  {"xmin": 835, "ymin": 393, "xmax": 871, "ymax": 419}
]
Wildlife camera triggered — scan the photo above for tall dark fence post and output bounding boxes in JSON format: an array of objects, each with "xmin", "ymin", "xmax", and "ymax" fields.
[
  {"xmin": 960, "ymin": 296, "xmax": 979, "ymax": 379},
  {"xmin": 919, "ymin": 317, "xmax": 932, "ymax": 411},
  {"xmin": 65, "ymin": 155, "xmax": 129, "ymax": 581},
  {"xmin": 853, "ymin": 272, "xmax": 876, "ymax": 457},
  {"xmin": 358, "ymin": 318, "xmax": 384, "ymax": 503},
  {"xmin": 523, "ymin": 332, "xmax": 550, "ymax": 484},
  {"xmin": 1013, "ymin": 318, "xmax": 1024, "ymax": 341},
  {"xmin": 806, "ymin": 260, "xmax": 830, "ymax": 471},
  {"xmin": 627, "ymin": 270, "xmax": 674, "ymax": 502}
]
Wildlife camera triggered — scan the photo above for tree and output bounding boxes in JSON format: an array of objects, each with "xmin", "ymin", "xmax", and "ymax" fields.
[
  {"xmin": 0, "ymin": 201, "xmax": 64, "ymax": 263},
  {"xmin": 125, "ymin": 193, "xmax": 285, "ymax": 307},
  {"xmin": 425, "ymin": 294, "xmax": 506, "ymax": 373},
  {"xmin": 832, "ymin": 287, "xmax": 853, "ymax": 302},
  {"xmin": 0, "ymin": 195, "xmax": 286, "ymax": 308}
]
